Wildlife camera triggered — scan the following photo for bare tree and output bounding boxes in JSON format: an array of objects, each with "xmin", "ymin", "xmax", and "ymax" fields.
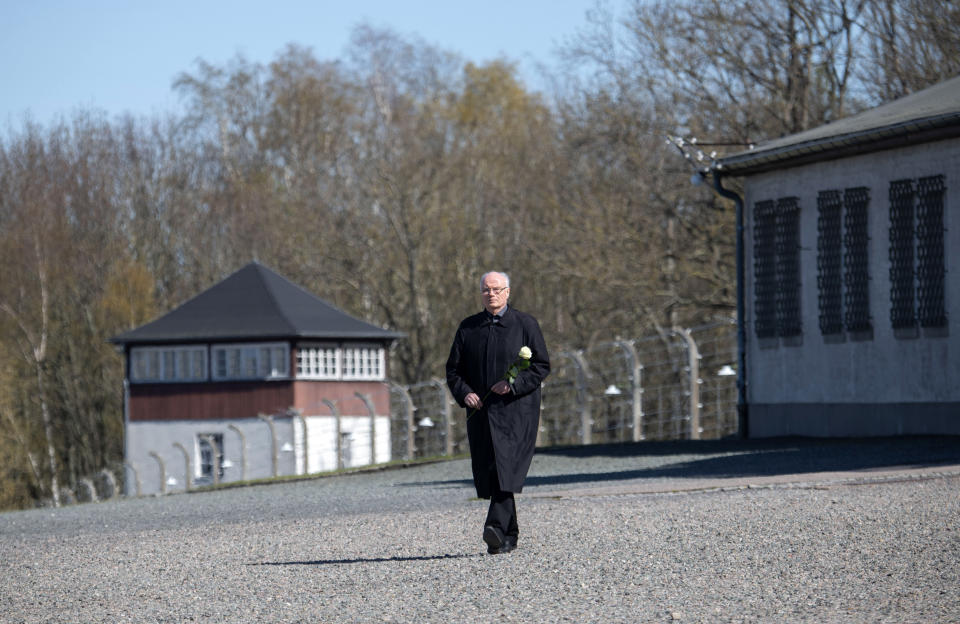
[
  {"xmin": 861, "ymin": 0, "xmax": 960, "ymax": 101},
  {"xmin": 1, "ymin": 8, "xmax": 957, "ymax": 508},
  {"xmin": 0, "ymin": 191, "xmax": 60, "ymax": 505}
]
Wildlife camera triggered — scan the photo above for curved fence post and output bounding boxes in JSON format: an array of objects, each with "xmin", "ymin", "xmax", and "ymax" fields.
[
  {"xmin": 355, "ymin": 392, "xmax": 378, "ymax": 465},
  {"xmin": 148, "ymin": 451, "xmax": 166, "ymax": 495},
  {"xmin": 77, "ymin": 478, "xmax": 98, "ymax": 503},
  {"xmin": 97, "ymin": 468, "xmax": 118, "ymax": 500},
  {"xmin": 227, "ymin": 424, "xmax": 247, "ymax": 481},
  {"xmin": 123, "ymin": 462, "xmax": 141, "ymax": 497},
  {"xmin": 59, "ymin": 487, "xmax": 77, "ymax": 505},
  {"xmin": 322, "ymin": 399, "xmax": 342, "ymax": 469},
  {"xmin": 258, "ymin": 414, "xmax": 278, "ymax": 477},
  {"xmin": 559, "ymin": 350, "xmax": 592, "ymax": 445},
  {"xmin": 172, "ymin": 442, "xmax": 193, "ymax": 491},
  {"xmin": 389, "ymin": 383, "xmax": 415, "ymax": 460},
  {"xmin": 675, "ymin": 327, "xmax": 702, "ymax": 440},
  {"xmin": 290, "ymin": 409, "xmax": 308, "ymax": 475},
  {"xmin": 614, "ymin": 340, "xmax": 645, "ymax": 442}
]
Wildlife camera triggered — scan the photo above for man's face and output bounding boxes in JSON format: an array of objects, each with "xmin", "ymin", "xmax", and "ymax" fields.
[{"xmin": 481, "ymin": 273, "xmax": 510, "ymax": 315}]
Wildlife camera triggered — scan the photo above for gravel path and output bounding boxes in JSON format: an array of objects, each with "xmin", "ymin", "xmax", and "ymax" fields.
[{"xmin": 1, "ymin": 437, "xmax": 959, "ymax": 623}]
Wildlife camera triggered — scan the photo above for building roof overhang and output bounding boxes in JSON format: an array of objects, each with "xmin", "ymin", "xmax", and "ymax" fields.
[
  {"xmin": 714, "ymin": 75, "xmax": 960, "ymax": 177},
  {"xmin": 110, "ymin": 262, "xmax": 405, "ymax": 346}
]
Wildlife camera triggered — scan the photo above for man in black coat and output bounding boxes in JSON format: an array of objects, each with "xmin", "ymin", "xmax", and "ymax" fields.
[{"xmin": 446, "ymin": 271, "xmax": 550, "ymax": 554}]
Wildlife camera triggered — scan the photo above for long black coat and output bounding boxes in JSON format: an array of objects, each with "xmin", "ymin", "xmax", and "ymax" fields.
[{"xmin": 446, "ymin": 306, "xmax": 550, "ymax": 497}]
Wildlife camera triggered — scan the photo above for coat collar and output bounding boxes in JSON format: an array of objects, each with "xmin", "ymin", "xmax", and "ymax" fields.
[{"xmin": 485, "ymin": 305, "xmax": 512, "ymax": 326}]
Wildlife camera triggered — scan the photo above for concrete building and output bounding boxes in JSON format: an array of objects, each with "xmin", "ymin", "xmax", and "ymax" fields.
[
  {"xmin": 111, "ymin": 262, "xmax": 403, "ymax": 495},
  {"xmin": 713, "ymin": 76, "xmax": 959, "ymax": 437}
]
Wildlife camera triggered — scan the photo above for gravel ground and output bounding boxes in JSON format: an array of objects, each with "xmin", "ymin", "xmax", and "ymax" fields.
[{"xmin": 1, "ymin": 437, "xmax": 959, "ymax": 623}]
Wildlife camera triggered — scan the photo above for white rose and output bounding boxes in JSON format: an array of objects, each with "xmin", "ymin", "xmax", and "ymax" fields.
[{"xmin": 518, "ymin": 346, "xmax": 533, "ymax": 360}]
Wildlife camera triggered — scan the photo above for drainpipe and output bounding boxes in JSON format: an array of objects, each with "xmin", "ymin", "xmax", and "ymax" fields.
[
  {"xmin": 123, "ymin": 375, "xmax": 131, "ymax": 495},
  {"xmin": 711, "ymin": 172, "xmax": 749, "ymax": 438}
]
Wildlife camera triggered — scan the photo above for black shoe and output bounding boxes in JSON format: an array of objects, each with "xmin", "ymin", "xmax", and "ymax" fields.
[
  {"xmin": 500, "ymin": 535, "xmax": 517, "ymax": 554},
  {"xmin": 483, "ymin": 525, "xmax": 504, "ymax": 554}
]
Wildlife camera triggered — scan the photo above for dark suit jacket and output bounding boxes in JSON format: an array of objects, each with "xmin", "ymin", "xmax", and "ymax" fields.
[{"xmin": 446, "ymin": 306, "xmax": 550, "ymax": 496}]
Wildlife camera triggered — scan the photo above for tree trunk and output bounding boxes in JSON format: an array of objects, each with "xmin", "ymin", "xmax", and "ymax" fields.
[{"xmin": 36, "ymin": 363, "xmax": 60, "ymax": 507}]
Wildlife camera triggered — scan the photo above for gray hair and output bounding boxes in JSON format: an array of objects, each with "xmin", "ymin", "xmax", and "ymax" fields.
[{"xmin": 480, "ymin": 271, "xmax": 510, "ymax": 287}]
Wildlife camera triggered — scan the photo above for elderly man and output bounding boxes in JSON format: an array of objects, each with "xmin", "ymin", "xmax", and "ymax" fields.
[{"xmin": 446, "ymin": 271, "xmax": 550, "ymax": 554}]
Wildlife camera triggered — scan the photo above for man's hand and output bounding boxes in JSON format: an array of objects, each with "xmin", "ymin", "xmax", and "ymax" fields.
[
  {"xmin": 490, "ymin": 380, "xmax": 511, "ymax": 395},
  {"xmin": 465, "ymin": 392, "xmax": 482, "ymax": 409}
]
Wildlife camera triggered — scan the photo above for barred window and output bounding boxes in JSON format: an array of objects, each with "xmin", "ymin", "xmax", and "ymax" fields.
[
  {"xmin": 753, "ymin": 200, "xmax": 778, "ymax": 338},
  {"xmin": 211, "ymin": 343, "xmax": 289, "ymax": 381},
  {"xmin": 130, "ymin": 346, "xmax": 207, "ymax": 383},
  {"xmin": 775, "ymin": 197, "xmax": 802, "ymax": 337},
  {"xmin": 889, "ymin": 180, "xmax": 916, "ymax": 329},
  {"xmin": 296, "ymin": 345, "xmax": 340, "ymax": 379},
  {"xmin": 342, "ymin": 345, "xmax": 385, "ymax": 380},
  {"xmin": 843, "ymin": 187, "xmax": 871, "ymax": 332},
  {"xmin": 818, "ymin": 187, "xmax": 872, "ymax": 337},
  {"xmin": 754, "ymin": 197, "xmax": 802, "ymax": 340},
  {"xmin": 296, "ymin": 344, "xmax": 385, "ymax": 380},
  {"xmin": 916, "ymin": 175, "xmax": 946, "ymax": 328},
  {"xmin": 889, "ymin": 175, "xmax": 947, "ymax": 331},
  {"xmin": 817, "ymin": 190, "xmax": 844, "ymax": 335}
]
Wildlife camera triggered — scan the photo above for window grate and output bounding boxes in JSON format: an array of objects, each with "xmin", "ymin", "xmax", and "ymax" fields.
[
  {"xmin": 843, "ymin": 187, "xmax": 872, "ymax": 332},
  {"xmin": 916, "ymin": 175, "xmax": 946, "ymax": 328},
  {"xmin": 775, "ymin": 197, "xmax": 802, "ymax": 337},
  {"xmin": 817, "ymin": 190, "xmax": 843, "ymax": 334},
  {"xmin": 753, "ymin": 200, "xmax": 778, "ymax": 338},
  {"xmin": 888, "ymin": 179, "xmax": 916, "ymax": 329}
]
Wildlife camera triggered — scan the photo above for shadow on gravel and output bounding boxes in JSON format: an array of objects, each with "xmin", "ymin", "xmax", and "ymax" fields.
[
  {"xmin": 399, "ymin": 436, "xmax": 960, "ymax": 490},
  {"xmin": 527, "ymin": 436, "xmax": 960, "ymax": 486},
  {"xmin": 251, "ymin": 553, "xmax": 481, "ymax": 566}
]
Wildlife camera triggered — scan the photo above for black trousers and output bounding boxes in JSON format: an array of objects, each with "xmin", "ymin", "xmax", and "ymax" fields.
[{"xmin": 484, "ymin": 460, "xmax": 519, "ymax": 538}]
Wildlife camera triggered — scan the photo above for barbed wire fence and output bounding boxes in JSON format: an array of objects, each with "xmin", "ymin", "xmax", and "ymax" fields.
[
  {"xmin": 74, "ymin": 320, "xmax": 738, "ymax": 501},
  {"xmin": 387, "ymin": 320, "xmax": 737, "ymax": 457},
  {"xmin": 438, "ymin": 319, "xmax": 739, "ymax": 451}
]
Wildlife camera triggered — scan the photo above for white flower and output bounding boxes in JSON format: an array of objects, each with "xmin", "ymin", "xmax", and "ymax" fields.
[{"xmin": 518, "ymin": 346, "xmax": 532, "ymax": 360}]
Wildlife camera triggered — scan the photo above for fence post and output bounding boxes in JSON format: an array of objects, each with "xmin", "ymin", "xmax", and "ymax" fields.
[
  {"xmin": 354, "ymin": 392, "xmax": 378, "ymax": 465},
  {"xmin": 77, "ymin": 478, "xmax": 98, "ymax": 503},
  {"xmin": 258, "ymin": 414, "xmax": 278, "ymax": 477},
  {"xmin": 123, "ymin": 462, "xmax": 141, "ymax": 497},
  {"xmin": 322, "ymin": 399, "xmax": 342, "ymax": 469},
  {"xmin": 614, "ymin": 340, "xmax": 645, "ymax": 442},
  {"xmin": 98, "ymin": 468, "xmax": 118, "ymax": 500},
  {"xmin": 292, "ymin": 409, "xmax": 308, "ymax": 475},
  {"xmin": 227, "ymin": 424, "xmax": 247, "ymax": 481},
  {"xmin": 676, "ymin": 328, "xmax": 702, "ymax": 440},
  {"xmin": 148, "ymin": 451, "xmax": 166, "ymax": 495},
  {"xmin": 430, "ymin": 378, "xmax": 454, "ymax": 456},
  {"xmin": 390, "ymin": 383, "xmax": 416, "ymax": 460},
  {"xmin": 559, "ymin": 350, "xmax": 592, "ymax": 445},
  {"xmin": 172, "ymin": 442, "xmax": 193, "ymax": 490}
]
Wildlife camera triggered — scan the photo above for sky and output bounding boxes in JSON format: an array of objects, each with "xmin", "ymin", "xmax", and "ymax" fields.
[{"xmin": 1, "ymin": 0, "xmax": 609, "ymax": 129}]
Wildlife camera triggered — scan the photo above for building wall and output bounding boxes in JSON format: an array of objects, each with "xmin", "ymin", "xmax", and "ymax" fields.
[
  {"xmin": 742, "ymin": 138, "xmax": 959, "ymax": 436},
  {"xmin": 293, "ymin": 414, "xmax": 392, "ymax": 473},
  {"xmin": 126, "ymin": 414, "xmax": 391, "ymax": 496},
  {"xmin": 126, "ymin": 417, "xmax": 288, "ymax": 496},
  {"xmin": 129, "ymin": 379, "xmax": 391, "ymax": 422},
  {"xmin": 128, "ymin": 381, "xmax": 296, "ymax": 421},
  {"xmin": 292, "ymin": 380, "xmax": 391, "ymax": 415}
]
